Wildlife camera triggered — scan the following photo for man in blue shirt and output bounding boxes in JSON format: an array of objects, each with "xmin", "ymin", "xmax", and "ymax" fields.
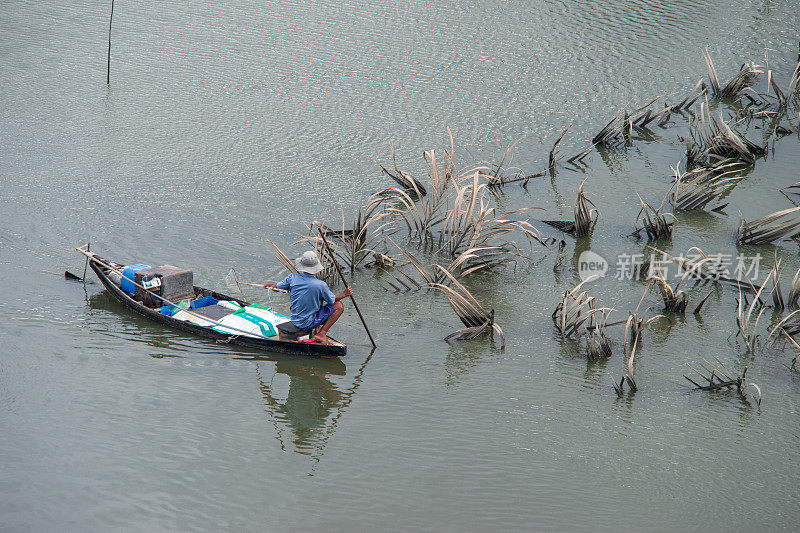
[{"xmin": 264, "ymin": 250, "xmax": 352, "ymax": 344}]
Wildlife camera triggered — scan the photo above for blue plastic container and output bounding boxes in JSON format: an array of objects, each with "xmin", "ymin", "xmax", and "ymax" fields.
[
  {"xmin": 190, "ymin": 296, "xmax": 219, "ymax": 309},
  {"xmin": 120, "ymin": 264, "xmax": 150, "ymax": 294}
]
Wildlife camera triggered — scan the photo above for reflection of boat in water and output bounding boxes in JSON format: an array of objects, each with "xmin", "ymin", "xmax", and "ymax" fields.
[{"xmin": 256, "ymin": 351, "xmax": 372, "ymax": 460}]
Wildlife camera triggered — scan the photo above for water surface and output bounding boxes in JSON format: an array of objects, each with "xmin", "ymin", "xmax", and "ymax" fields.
[{"xmin": 2, "ymin": 0, "xmax": 800, "ymax": 530}]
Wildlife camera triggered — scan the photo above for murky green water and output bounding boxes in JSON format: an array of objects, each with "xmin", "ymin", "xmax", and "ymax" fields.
[{"xmin": 2, "ymin": 0, "xmax": 800, "ymax": 530}]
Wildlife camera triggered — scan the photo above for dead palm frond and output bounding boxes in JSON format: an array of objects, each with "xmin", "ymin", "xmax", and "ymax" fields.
[
  {"xmin": 381, "ymin": 245, "xmax": 441, "ymax": 292},
  {"xmin": 549, "ymin": 125, "xmax": 571, "ymax": 172},
  {"xmin": 788, "ymin": 265, "xmax": 800, "ymax": 309},
  {"xmin": 765, "ymin": 265, "xmax": 800, "ymax": 340},
  {"xmin": 784, "ymin": 62, "xmax": 800, "ymax": 108},
  {"xmin": 735, "ymin": 269, "xmax": 776, "ymax": 353},
  {"xmin": 671, "ymin": 79, "xmax": 707, "ymax": 111},
  {"xmin": 737, "ymin": 206, "xmax": 800, "ymax": 245},
  {"xmin": 770, "ymin": 308, "xmax": 800, "ymax": 338},
  {"xmin": 683, "ymin": 99, "xmax": 765, "ymax": 167},
  {"xmin": 541, "ymin": 219, "xmax": 576, "ymax": 234},
  {"xmin": 480, "ymin": 135, "xmax": 535, "ymax": 187},
  {"xmin": 380, "ymin": 165, "xmax": 426, "ymax": 196},
  {"xmin": 553, "ymin": 240, "xmax": 567, "ymax": 272},
  {"xmin": 428, "ymin": 266, "xmax": 505, "ymax": 349},
  {"xmin": 781, "ymin": 330, "xmax": 800, "ymax": 370},
  {"xmin": 703, "ymin": 49, "xmax": 761, "ymax": 99},
  {"xmin": 670, "ymin": 162, "xmax": 743, "ymax": 211},
  {"xmin": 298, "ymin": 205, "xmax": 395, "ymax": 274},
  {"xmin": 634, "ymin": 192, "xmax": 674, "ymax": 240},
  {"xmin": 574, "ymin": 180, "xmax": 599, "ymax": 237},
  {"xmin": 593, "ymin": 111, "xmax": 625, "ymax": 148},
  {"xmin": 380, "ymin": 142, "xmax": 427, "ymax": 195},
  {"xmin": 553, "ymin": 277, "xmax": 611, "ymax": 338},
  {"xmin": 376, "ymin": 131, "xmax": 495, "ymax": 246},
  {"xmin": 372, "ymin": 186, "xmax": 442, "ymax": 244},
  {"xmin": 612, "ymin": 309, "xmax": 665, "ymax": 397},
  {"xmin": 543, "ymin": 181, "xmax": 600, "ymax": 237},
  {"xmin": 766, "ymin": 254, "xmax": 786, "ymax": 310},
  {"xmin": 684, "ymin": 357, "xmax": 761, "ymax": 406},
  {"xmin": 439, "ymin": 172, "xmax": 546, "ymax": 256},
  {"xmin": 651, "ymin": 246, "xmax": 757, "ymax": 293},
  {"xmin": 593, "ymin": 93, "xmax": 680, "ymax": 152},
  {"xmin": 622, "ymin": 313, "xmax": 641, "ymax": 392},
  {"xmin": 592, "ymin": 94, "xmax": 674, "ymax": 149},
  {"xmin": 382, "ymin": 242, "xmax": 524, "ymax": 293},
  {"xmin": 586, "ymin": 308, "xmax": 613, "ymax": 361},
  {"xmin": 649, "ymin": 272, "xmax": 687, "ymax": 313}
]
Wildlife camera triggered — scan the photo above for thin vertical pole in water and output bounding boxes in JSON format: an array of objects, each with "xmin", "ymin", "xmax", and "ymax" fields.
[
  {"xmin": 82, "ymin": 242, "xmax": 90, "ymax": 282},
  {"xmin": 106, "ymin": 0, "xmax": 114, "ymax": 84}
]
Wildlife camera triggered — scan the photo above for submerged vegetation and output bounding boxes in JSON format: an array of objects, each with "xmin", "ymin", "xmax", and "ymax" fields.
[{"xmin": 264, "ymin": 47, "xmax": 800, "ymax": 403}]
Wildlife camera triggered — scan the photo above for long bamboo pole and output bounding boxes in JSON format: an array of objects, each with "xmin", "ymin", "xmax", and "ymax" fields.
[
  {"xmin": 317, "ymin": 228, "xmax": 376, "ymax": 347},
  {"xmin": 107, "ymin": 0, "xmax": 114, "ymax": 84}
]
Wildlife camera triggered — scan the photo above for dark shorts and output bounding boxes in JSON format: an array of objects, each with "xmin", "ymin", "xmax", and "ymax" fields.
[{"xmin": 303, "ymin": 304, "xmax": 335, "ymax": 330}]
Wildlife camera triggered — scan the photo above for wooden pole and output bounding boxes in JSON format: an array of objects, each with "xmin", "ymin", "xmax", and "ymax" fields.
[
  {"xmin": 317, "ymin": 228, "xmax": 376, "ymax": 347},
  {"xmin": 243, "ymin": 281, "xmax": 287, "ymax": 293},
  {"xmin": 107, "ymin": 0, "xmax": 114, "ymax": 84},
  {"xmin": 82, "ymin": 242, "xmax": 90, "ymax": 282}
]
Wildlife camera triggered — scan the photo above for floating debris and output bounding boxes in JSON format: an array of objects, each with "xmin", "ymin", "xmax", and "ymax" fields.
[
  {"xmin": 372, "ymin": 251, "xmax": 396, "ymax": 269},
  {"xmin": 573, "ymin": 180, "xmax": 599, "ymax": 237}
]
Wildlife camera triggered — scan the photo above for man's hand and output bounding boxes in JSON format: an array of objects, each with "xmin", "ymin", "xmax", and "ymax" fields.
[
  {"xmin": 263, "ymin": 281, "xmax": 277, "ymax": 290},
  {"xmin": 335, "ymin": 286, "xmax": 353, "ymax": 301}
]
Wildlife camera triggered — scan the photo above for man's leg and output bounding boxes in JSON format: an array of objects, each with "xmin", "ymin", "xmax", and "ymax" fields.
[{"xmin": 315, "ymin": 301, "xmax": 344, "ymax": 344}]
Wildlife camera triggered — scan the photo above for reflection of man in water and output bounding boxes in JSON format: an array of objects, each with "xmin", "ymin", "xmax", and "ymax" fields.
[{"xmin": 260, "ymin": 362, "xmax": 343, "ymax": 453}]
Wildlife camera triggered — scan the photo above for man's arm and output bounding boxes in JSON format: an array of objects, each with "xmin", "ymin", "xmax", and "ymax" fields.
[{"xmin": 264, "ymin": 275, "xmax": 291, "ymax": 291}]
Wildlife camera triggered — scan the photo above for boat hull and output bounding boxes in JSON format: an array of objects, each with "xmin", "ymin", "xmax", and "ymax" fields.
[{"xmin": 89, "ymin": 259, "xmax": 346, "ymax": 357}]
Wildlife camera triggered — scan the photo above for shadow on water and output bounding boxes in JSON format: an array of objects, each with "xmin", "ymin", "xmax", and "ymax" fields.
[{"xmin": 255, "ymin": 349, "xmax": 374, "ymax": 473}]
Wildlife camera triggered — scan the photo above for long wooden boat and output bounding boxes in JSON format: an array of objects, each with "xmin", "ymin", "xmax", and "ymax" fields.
[{"xmin": 85, "ymin": 252, "xmax": 346, "ymax": 357}]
